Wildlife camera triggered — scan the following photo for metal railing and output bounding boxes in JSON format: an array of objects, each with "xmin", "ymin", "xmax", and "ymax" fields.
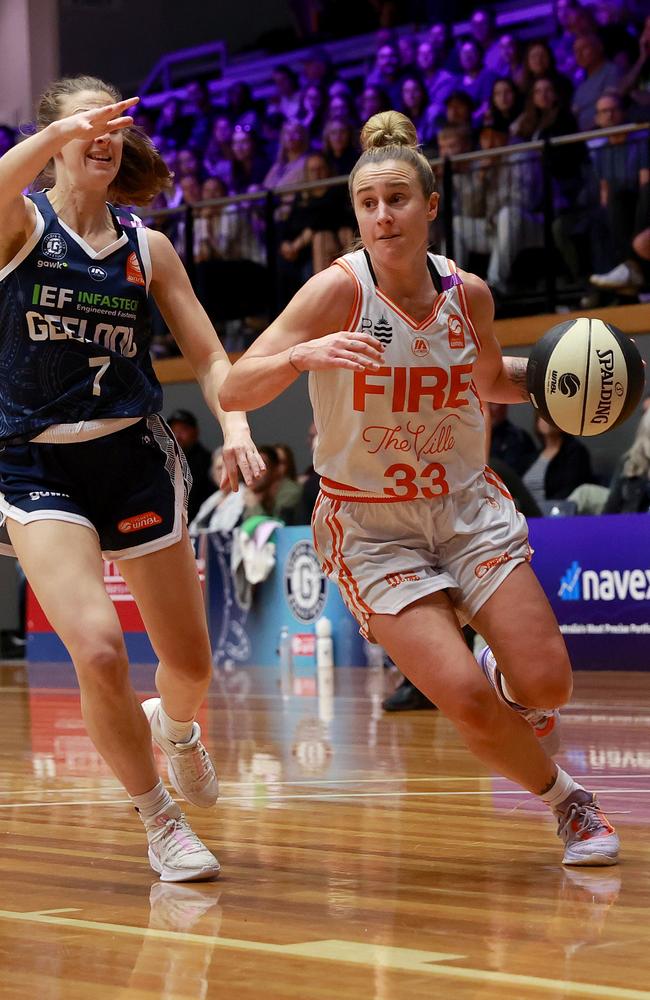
[{"xmin": 143, "ymin": 122, "xmax": 649, "ymax": 352}]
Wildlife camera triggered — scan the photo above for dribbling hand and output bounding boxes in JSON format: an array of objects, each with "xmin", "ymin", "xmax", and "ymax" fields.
[
  {"xmin": 289, "ymin": 331, "xmax": 385, "ymax": 373},
  {"xmin": 54, "ymin": 97, "xmax": 140, "ymax": 143}
]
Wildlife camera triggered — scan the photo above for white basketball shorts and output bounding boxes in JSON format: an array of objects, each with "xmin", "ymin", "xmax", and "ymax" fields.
[{"xmin": 312, "ymin": 466, "xmax": 531, "ymax": 639}]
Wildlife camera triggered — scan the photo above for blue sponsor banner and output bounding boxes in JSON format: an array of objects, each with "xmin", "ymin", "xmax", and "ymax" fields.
[
  {"xmin": 206, "ymin": 526, "xmax": 365, "ymax": 668},
  {"xmin": 528, "ymin": 513, "xmax": 650, "ymax": 670}
]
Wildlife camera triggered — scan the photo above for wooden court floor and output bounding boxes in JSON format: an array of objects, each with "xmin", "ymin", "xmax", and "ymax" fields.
[{"xmin": 1, "ymin": 661, "xmax": 650, "ymax": 1000}]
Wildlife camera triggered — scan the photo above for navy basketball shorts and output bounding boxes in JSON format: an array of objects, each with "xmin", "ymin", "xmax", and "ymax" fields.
[{"xmin": 0, "ymin": 416, "xmax": 192, "ymax": 560}]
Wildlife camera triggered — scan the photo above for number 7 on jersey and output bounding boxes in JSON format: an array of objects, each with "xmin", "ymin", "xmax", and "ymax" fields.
[{"xmin": 88, "ymin": 356, "xmax": 111, "ymax": 397}]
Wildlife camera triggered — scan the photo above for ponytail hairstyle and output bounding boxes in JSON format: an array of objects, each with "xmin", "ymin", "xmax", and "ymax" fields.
[
  {"xmin": 348, "ymin": 110, "xmax": 435, "ymax": 201},
  {"xmin": 36, "ymin": 75, "xmax": 172, "ymax": 206}
]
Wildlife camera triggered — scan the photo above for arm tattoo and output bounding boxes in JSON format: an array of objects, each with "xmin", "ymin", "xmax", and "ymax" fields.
[{"xmin": 504, "ymin": 357, "xmax": 530, "ymax": 402}]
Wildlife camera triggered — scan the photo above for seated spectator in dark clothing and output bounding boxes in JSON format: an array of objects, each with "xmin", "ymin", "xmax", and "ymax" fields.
[
  {"xmin": 491, "ymin": 34, "xmax": 525, "ymax": 82},
  {"xmin": 397, "ymin": 33, "xmax": 418, "ymax": 77},
  {"xmin": 433, "ymin": 91, "xmax": 477, "ymax": 150},
  {"xmin": 415, "ymin": 39, "xmax": 457, "ymax": 125},
  {"xmin": 523, "ymin": 414, "xmax": 594, "ymax": 505},
  {"xmin": 357, "ymin": 84, "xmax": 391, "ymax": 124},
  {"xmin": 595, "ymin": 2, "xmax": 642, "ymax": 75},
  {"xmin": 620, "ymin": 15, "xmax": 650, "ymax": 121},
  {"xmin": 483, "ymin": 77, "xmax": 523, "ymax": 131},
  {"xmin": 155, "ymin": 97, "xmax": 189, "ymax": 150},
  {"xmin": 489, "ymin": 456, "xmax": 543, "ymax": 519},
  {"xmin": 517, "ymin": 40, "xmax": 574, "ymax": 107},
  {"xmin": 470, "ymin": 8, "xmax": 503, "ymax": 74},
  {"xmin": 299, "ymin": 84, "xmax": 328, "ymax": 143},
  {"xmin": 489, "ymin": 403, "xmax": 539, "ymax": 476},
  {"xmin": 604, "ymin": 408, "xmax": 650, "ymax": 513},
  {"xmin": 322, "ymin": 119, "xmax": 359, "ymax": 175},
  {"xmin": 167, "ymin": 409, "xmax": 214, "ymax": 523},
  {"xmin": 552, "ymin": 0, "xmax": 598, "ymax": 83},
  {"xmin": 572, "ymin": 32, "xmax": 621, "ymax": 130},
  {"xmin": 456, "ymin": 37, "xmax": 498, "ymax": 122},
  {"xmin": 325, "ymin": 93, "xmax": 359, "ymax": 128},
  {"xmin": 399, "ymin": 76, "xmax": 433, "ymax": 145},
  {"xmin": 296, "ymin": 422, "xmax": 319, "ymax": 523},
  {"xmin": 220, "ymin": 81, "xmax": 260, "ymax": 132},
  {"xmin": 366, "ymin": 43, "xmax": 404, "ymax": 107},
  {"xmin": 180, "ymin": 80, "xmax": 215, "ymax": 151},
  {"xmin": 273, "ymin": 443, "xmax": 303, "ymax": 523},
  {"xmin": 264, "ymin": 119, "xmax": 310, "ymax": 192},
  {"xmin": 225, "ymin": 124, "xmax": 270, "ymax": 195},
  {"xmin": 203, "ymin": 115, "xmax": 234, "ymax": 183},
  {"xmin": 268, "ymin": 64, "xmax": 302, "ymax": 121}
]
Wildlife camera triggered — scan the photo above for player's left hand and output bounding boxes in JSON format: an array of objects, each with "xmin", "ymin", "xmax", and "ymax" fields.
[{"xmin": 221, "ymin": 431, "xmax": 266, "ymax": 491}]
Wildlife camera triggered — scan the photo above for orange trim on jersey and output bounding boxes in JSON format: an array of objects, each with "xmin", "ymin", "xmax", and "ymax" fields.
[
  {"xmin": 484, "ymin": 466, "xmax": 514, "ymax": 501},
  {"xmin": 469, "ymin": 379, "xmax": 484, "ymax": 414},
  {"xmin": 375, "ymin": 287, "xmax": 445, "ymax": 332},
  {"xmin": 320, "ymin": 477, "xmax": 407, "ymax": 503},
  {"xmin": 447, "ymin": 259, "xmax": 481, "ymax": 352},
  {"xmin": 329, "ymin": 503, "xmax": 373, "ymax": 617},
  {"xmin": 333, "ymin": 258, "xmax": 363, "ymax": 331}
]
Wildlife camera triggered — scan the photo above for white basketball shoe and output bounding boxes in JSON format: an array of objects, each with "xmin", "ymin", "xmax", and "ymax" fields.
[
  {"xmin": 144, "ymin": 803, "xmax": 221, "ymax": 882},
  {"xmin": 142, "ymin": 698, "xmax": 219, "ymax": 807},
  {"xmin": 556, "ymin": 794, "xmax": 620, "ymax": 866},
  {"xmin": 476, "ymin": 646, "xmax": 562, "ymax": 756}
]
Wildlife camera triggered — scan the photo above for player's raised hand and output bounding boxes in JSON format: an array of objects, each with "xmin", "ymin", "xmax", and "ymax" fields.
[
  {"xmin": 289, "ymin": 331, "xmax": 385, "ymax": 373},
  {"xmin": 54, "ymin": 97, "xmax": 140, "ymax": 143}
]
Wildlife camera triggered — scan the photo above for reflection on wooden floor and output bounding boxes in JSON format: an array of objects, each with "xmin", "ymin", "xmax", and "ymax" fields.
[{"xmin": 1, "ymin": 661, "xmax": 650, "ymax": 999}]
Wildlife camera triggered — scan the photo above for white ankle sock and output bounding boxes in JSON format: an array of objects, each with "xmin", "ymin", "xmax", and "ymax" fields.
[
  {"xmin": 132, "ymin": 779, "xmax": 178, "ymax": 826},
  {"xmin": 539, "ymin": 767, "xmax": 585, "ymax": 812},
  {"xmin": 159, "ymin": 703, "xmax": 195, "ymax": 744},
  {"xmin": 499, "ymin": 674, "xmax": 524, "ymax": 708}
]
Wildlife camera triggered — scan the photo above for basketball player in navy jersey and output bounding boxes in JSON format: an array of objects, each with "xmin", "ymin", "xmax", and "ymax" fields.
[
  {"xmin": 221, "ymin": 111, "xmax": 619, "ymax": 866},
  {"xmin": 0, "ymin": 76, "xmax": 265, "ymax": 881}
]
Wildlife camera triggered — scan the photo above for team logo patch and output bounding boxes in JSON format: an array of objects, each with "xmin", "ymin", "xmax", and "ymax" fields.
[
  {"xmin": 41, "ymin": 233, "xmax": 68, "ymax": 260},
  {"xmin": 386, "ymin": 572, "xmax": 421, "ymax": 588},
  {"xmin": 474, "ymin": 551, "xmax": 512, "ymax": 579},
  {"xmin": 284, "ymin": 540, "xmax": 327, "ymax": 623},
  {"xmin": 411, "ymin": 337, "xmax": 429, "ymax": 358},
  {"xmin": 373, "ymin": 315, "xmax": 393, "ymax": 344},
  {"xmin": 118, "ymin": 511, "xmax": 163, "ymax": 533},
  {"xmin": 448, "ymin": 314, "xmax": 465, "ymax": 349},
  {"xmin": 88, "ymin": 264, "xmax": 108, "ymax": 281},
  {"xmin": 126, "ymin": 251, "xmax": 145, "ymax": 286}
]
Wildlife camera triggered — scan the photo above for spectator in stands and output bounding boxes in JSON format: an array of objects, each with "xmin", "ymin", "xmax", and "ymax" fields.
[
  {"xmin": 489, "ymin": 403, "xmax": 538, "ymax": 476},
  {"xmin": 357, "ymin": 84, "xmax": 391, "ymax": 123},
  {"xmin": 203, "ymin": 115, "xmax": 234, "ymax": 184},
  {"xmin": 491, "ymin": 34, "xmax": 524, "ymax": 83},
  {"xmin": 268, "ymin": 65, "xmax": 302, "ymax": 121},
  {"xmin": 177, "ymin": 147, "xmax": 202, "ymax": 181},
  {"xmin": 517, "ymin": 40, "xmax": 574, "ymax": 107},
  {"xmin": 523, "ymin": 414, "xmax": 594, "ymax": 506},
  {"xmin": 552, "ymin": 0, "xmax": 597, "ymax": 82},
  {"xmin": 595, "ymin": 2, "xmax": 641, "ymax": 74},
  {"xmin": 277, "ymin": 151, "xmax": 354, "ymax": 302},
  {"xmin": 326, "ymin": 92, "xmax": 358, "ymax": 126},
  {"xmin": 511, "ymin": 76, "xmax": 579, "ymax": 143},
  {"xmin": 428, "ymin": 21, "xmax": 455, "ymax": 72},
  {"xmin": 300, "ymin": 46, "xmax": 334, "ymax": 91},
  {"xmin": 604, "ymin": 409, "xmax": 650, "ymax": 513},
  {"xmin": 457, "ymin": 37, "xmax": 498, "ymax": 122},
  {"xmin": 572, "ymin": 33, "xmax": 621, "ymax": 130},
  {"xmin": 451, "ymin": 126, "xmax": 545, "ymax": 296},
  {"xmin": 619, "ymin": 15, "xmax": 650, "ymax": 120},
  {"xmin": 438, "ymin": 90, "xmax": 476, "ymax": 140},
  {"xmin": 366, "ymin": 43, "xmax": 404, "ymax": 106},
  {"xmin": 167, "ymin": 410, "xmax": 214, "ymax": 522},
  {"xmin": 244, "ymin": 445, "xmax": 302, "ymax": 523},
  {"xmin": 399, "ymin": 76, "xmax": 432, "ymax": 145},
  {"xmin": 397, "ymin": 33, "xmax": 418, "ymax": 77},
  {"xmin": 0, "ymin": 125, "xmax": 16, "ymax": 158},
  {"xmin": 298, "ymin": 84, "xmax": 328, "ymax": 144},
  {"xmin": 189, "ymin": 447, "xmax": 246, "ymax": 535},
  {"xmin": 415, "ymin": 39, "xmax": 457, "ymax": 128},
  {"xmin": 322, "ymin": 119, "xmax": 359, "ymax": 175},
  {"xmin": 274, "ymin": 443, "xmax": 303, "ymax": 519},
  {"xmin": 226, "ymin": 124, "xmax": 270, "ymax": 195},
  {"xmin": 222, "ymin": 81, "xmax": 260, "ymax": 131},
  {"xmin": 296, "ymin": 422, "xmax": 319, "ymax": 523},
  {"xmin": 484, "ymin": 77, "xmax": 523, "ymax": 132},
  {"xmin": 469, "ymin": 8, "xmax": 503, "ymax": 74},
  {"xmin": 264, "ymin": 118, "xmax": 310, "ymax": 194},
  {"xmin": 155, "ymin": 97, "xmax": 187, "ymax": 150},
  {"xmin": 180, "ymin": 80, "xmax": 214, "ymax": 151},
  {"xmin": 194, "ymin": 176, "xmax": 265, "ymax": 268}
]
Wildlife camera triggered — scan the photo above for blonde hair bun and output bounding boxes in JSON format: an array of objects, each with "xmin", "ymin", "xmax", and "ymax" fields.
[{"xmin": 360, "ymin": 111, "xmax": 418, "ymax": 151}]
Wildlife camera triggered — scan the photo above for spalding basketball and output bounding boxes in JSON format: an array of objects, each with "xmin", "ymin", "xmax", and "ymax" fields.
[{"xmin": 526, "ymin": 318, "xmax": 645, "ymax": 436}]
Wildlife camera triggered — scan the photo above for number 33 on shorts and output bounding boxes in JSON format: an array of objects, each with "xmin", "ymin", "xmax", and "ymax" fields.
[{"xmin": 384, "ymin": 462, "xmax": 449, "ymax": 499}]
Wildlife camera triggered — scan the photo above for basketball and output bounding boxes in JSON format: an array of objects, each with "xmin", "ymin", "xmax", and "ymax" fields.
[{"xmin": 526, "ymin": 317, "xmax": 646, "ymax": 436}]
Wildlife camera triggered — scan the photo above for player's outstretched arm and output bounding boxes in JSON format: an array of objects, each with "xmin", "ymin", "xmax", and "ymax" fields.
[
  {"xmin": 219, "ymin": 266, "xmax": 385, "ymax": 412},
  {"xmin": 0, "ymin": 98, "xmax": 138, "ymax": 244},
  {"xmin": 462, "ymin": 271, "xmax": 530, "ymax": 404},
  {"xmin": 148, "ymin": 228, "xmax": 265, "ymax": 490}
]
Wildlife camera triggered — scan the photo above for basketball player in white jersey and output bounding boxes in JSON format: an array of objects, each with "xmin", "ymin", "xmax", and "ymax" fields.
[
  {"xmin": 221, "ymin": 111, "xmax": 619, "ymax": 866},
  {"xmin": 0, "ymin": 77, "xmax": 265, "ymax": 881}
]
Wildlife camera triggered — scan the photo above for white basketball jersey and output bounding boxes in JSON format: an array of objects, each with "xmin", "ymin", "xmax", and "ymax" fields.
[{"xmin": 309, "ymin": 249, "xmax": 486, "ymax": 502}]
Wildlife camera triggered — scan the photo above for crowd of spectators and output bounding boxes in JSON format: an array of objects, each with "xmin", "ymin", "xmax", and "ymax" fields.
[{"xmin": 1, "ymin": 1, "xmax": 647, "ymax": 349}]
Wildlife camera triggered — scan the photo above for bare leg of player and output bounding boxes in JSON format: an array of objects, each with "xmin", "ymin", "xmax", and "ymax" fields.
[
  {"xmin": 370, "ymin": 589, "xmax": 619, "ymax": 865},
  {"xmin": 6, "ymin": 519, "xmax": 158, "ymax": 794}
]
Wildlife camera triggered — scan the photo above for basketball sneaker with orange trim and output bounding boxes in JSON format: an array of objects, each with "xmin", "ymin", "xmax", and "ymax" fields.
[
  {"xmin": 142, "ymin": 698, "xmax": 219, "ymax": 807},
  {"xmin": 476, "ymin": 646, "xmax": 561, "ymax": 756},
  {"xmin": 556, "ymin": 795, "xmax": 620, "ymax": 866}
]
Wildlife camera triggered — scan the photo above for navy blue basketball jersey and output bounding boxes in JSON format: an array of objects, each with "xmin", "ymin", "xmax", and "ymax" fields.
[{"xmin": 0, "ymin": 192, "xmax": 163, "ymax": 443}]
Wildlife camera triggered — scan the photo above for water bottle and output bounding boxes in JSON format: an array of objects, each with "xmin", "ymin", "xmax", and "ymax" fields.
[
  {"xmin": 316, "ymin": 617, "xmax": 334, "ymax": 721},
  {"xmin": 364, "ymin": 640, "xmax": 385, "ymax": 724},
  {"xmin": 278, "ymin": 625, "xmax": 293, "ymax": 699}
]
